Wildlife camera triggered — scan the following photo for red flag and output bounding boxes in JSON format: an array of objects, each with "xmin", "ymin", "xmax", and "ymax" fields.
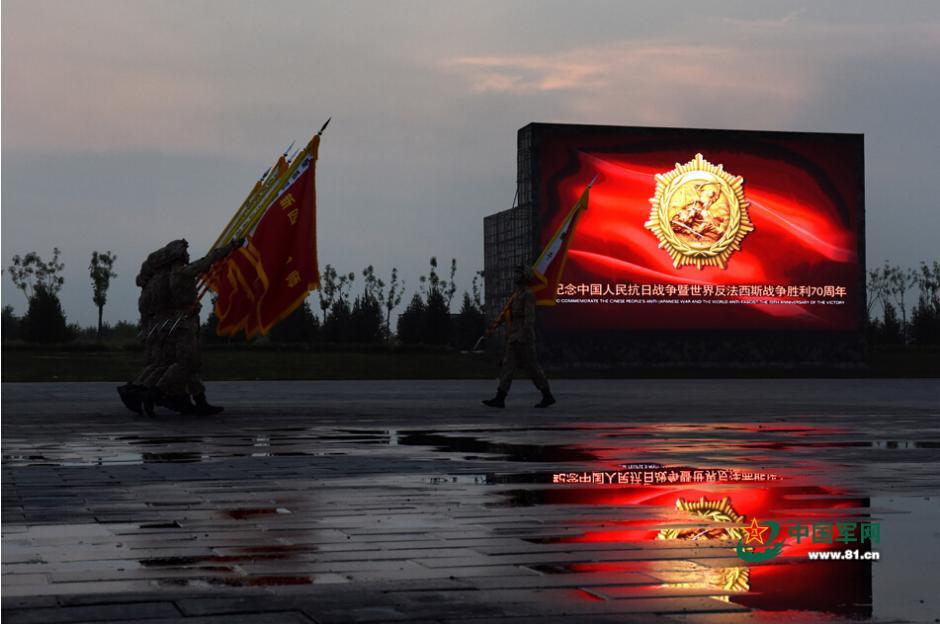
[
  {"xmin": 212, "ymin": 135, "xmax": 321, "ymax": 338},
  {"xmin": 484, "ymin": 179, "xmax": 594, "ymax": 336},
  {"xmin": 530, "ymin": 179, "xmax": 592, "ymax": 306}
]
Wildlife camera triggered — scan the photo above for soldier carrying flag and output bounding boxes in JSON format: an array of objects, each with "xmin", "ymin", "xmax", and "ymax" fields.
[
  {"xmin": 481, "ymin": 176, "xmax": 597, "ymax": 408},
  {"xmin": 117, "ymin": 121, "xmax": 328, "ymax": 417},
  {"xmin": 482, "ymin": 264, "xmax": 555, "ymax": 408},
  {"xmin": 118, "ymin": 238, "xmax": 243, "ymax": 416},
  {"xmin": 152, "ymin": 238, "xmax": 244, "ymax": 414}
]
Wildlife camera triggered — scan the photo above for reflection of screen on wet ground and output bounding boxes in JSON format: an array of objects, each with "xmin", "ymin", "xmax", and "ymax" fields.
[{"xmin": 532, "ymin": 124, "xmax": 864, "ymax": 331}]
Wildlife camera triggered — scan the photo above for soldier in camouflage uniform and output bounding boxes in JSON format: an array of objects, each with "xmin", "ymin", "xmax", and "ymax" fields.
[
  {"xmin": 483, "ymin": 265, "xmax": 555, "ymax": 409},
  {"xmin": 118, "ymin": 248, "xmax": 173, "ymax": 415},
  {"xmin": 118, "ymin": 238, "xmax": 240, "ymax": 416},
  {"xmin": 153, "ymin": 238, "xmax": 242, "ymax": 415}
]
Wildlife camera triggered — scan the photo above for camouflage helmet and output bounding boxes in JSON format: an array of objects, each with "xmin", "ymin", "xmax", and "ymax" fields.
[
  {"xmin": 135, "ymin": 260, "xmax": 153, "ymax": 287},
  {"xmin": 514, "ymin": 264, "xmax": 535, "ymax": 284},
  {"xmin": 147, "ymin": 239, "xmax": 189, "ymax": 269}
]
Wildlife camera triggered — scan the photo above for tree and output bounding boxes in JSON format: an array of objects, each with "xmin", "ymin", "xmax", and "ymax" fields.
[
  {"xmin": 20, "ymin": 285, "xmax": 73, "ymax": 343},
  {"xmin": 471, "ymin": 270, "xmax": 485, "ymax": 312},
  {"xmin": 202, "ymin": 297, "xmax": 235, "ymax": 344},
  {"xmin": 396, "ymin": 293, "xmax": 425, "ymax": 344},
  {"xmin": 415, "ymin": 257, "xmax": 454, "ymax": 345},
  {"xmin": 323, "ymin": 298, "xmax": 352, "ymax": 342},
  {"xmin": 8, "ymin": 249, "xmax": 70, "ymax": 343},
  {"xmin": 337, "ymin": 270, "xmax": 356, "ymax": 304},
  {"xmin": 417, "ymin": 256, "xmax": 457, "ymax": 306},
  {"xmin": 318, "ymin": 267, "xmax": 356, "ymax": 340},
  {"xmin": 361, "ymin": 265, "xmax": 384, "ymax": 302},
  {"xmin": 878, "ymin": 302, "xmax": 903, "ymax": 345},
  {"xmin": 866, "ymin": 266, "xmax": 889, "ymax": 323},
  {"xmin": 454, "ymin": 292, "xmax": 486, "ymax": 350},
  {"xmin": 350, "ymin": 294, "xmax": 383, "ymax": 342},
  {"xmin": 270, "ymin": 300, "xmax": 319, "ymax": 343},
  {"xmin": 444, "ymin": 258, "xmax": 457, "ymax": 308},
  {"xmin": 418, "ymin": 257, "xmax": 442, "ymax": 299},
  {"xmin": 8, "ymin": 248, "xmax": 65, "ymax": 303},
  {"xmin": 317, "ymin": 264, "xmax": 339, "ymax": 323},
  {"xmin": 349, "ymin": 265, "xmax": 385, "ymax": 343},
  {"xmin": 883, "ymin": 263, "xmax": 917, "ymax": 343},
  {"xmin": 380, "ymin": 267, "xmax": 405, "ymax": 342},
  {"xmin": 89, "ymin": 250, "xmax": 117, "ymax": 340},
  {"xmin": 911, "ymin": 261, "xmax": 940, "ymax": 345},
  {"xmin": 422, "ymin": 288, "xmax": 452, "ymax": 345},
  {"xmin": 2, "ymin": 305, "xmax": 21, "ymax": 340}
]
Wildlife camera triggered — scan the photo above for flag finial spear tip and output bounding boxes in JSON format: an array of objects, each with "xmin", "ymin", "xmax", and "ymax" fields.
[
  {"xmin": 318, "ymin": 117, "xmax": 332, "ymax": 136},
  {"xmin": 588, "ymin": 174, "xmax": 599, "ymax": 188}
]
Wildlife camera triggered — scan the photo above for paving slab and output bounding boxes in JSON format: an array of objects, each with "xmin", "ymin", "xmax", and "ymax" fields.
[{"xmin": 3, "ymin": 379, "xmax": 939, "ymax": 623}]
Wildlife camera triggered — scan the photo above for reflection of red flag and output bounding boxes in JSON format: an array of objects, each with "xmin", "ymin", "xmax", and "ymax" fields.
[{"xmin": 211, "ymin": 135, "xmax": 321, "ymax": 338}]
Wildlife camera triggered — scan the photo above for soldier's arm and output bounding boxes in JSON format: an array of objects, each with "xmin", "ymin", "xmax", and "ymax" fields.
[{"xmin": 180, "ymin": 239, "xmax": 243, "ymax": 278}]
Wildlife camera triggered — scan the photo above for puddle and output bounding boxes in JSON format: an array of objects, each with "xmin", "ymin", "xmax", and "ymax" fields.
[
  {"xmin": 157, "ymin": 575, "xmax": 313, "ymax": 587},
  {"xmin": 397, "ymin": 431, "xmax": 597, "ymax": 463},
  {"xmin": 1, "ymin": 427, "xmax": 403, "ymax": 467},
  {"xmin": 485, "ymin": 466, "xmax": 939, "ymax": 621},
  {"xmin": 4, "ymin": 420, "xmax": 938, "ymax": 621},
  {"xmin": 5, "ymin": 424, "xmax": 936, "ymax": 468},
  {"xmin": 226, "ymin": 507, "xmax": 291, "ymax": 520},
  {"xmin": 140, "ymin": 554, "xmax": 289, "ymax": 566}
]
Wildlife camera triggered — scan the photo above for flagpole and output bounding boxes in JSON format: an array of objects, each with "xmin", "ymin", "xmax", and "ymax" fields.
[
  {"xmin": 229, "ymin": 119, "xmax": 329, "ymax": 242},
  {"xmin": 211, "ymin": 143, "xmax": 291, "ymax": 250},
  {"xmin": 475, "ymin": 175, "xmax": 598, "ymax": 347},
  {"xmin": 217, "ymin": 156, "xmax": 288, "ymax": 247}
]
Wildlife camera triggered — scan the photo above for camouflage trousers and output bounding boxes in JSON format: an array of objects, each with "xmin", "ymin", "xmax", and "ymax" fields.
[
  {"xmin": 498, "ymin": 340, "xmax": 550, "ymax": 394},
  {"xmin": 133, "ymin": 320, "xmax": 169, "ymax": 388},
  {"xmin": 156, "ymin": 316, "xmax": 205, "ymax": 397}
]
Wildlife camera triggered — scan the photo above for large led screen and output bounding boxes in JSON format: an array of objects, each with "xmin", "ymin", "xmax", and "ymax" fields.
[{"xmin": 531, "ymin": 124, "xmax": 864, "ymax": 332}]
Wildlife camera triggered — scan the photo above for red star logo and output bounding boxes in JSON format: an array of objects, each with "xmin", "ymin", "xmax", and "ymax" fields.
[{"xmin": 742, "ymin": 517, "xmax": 770, "ymax": 545}]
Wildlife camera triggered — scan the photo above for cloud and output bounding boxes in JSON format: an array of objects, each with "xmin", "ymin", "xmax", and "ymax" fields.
[
  {"xmin": 442, "ymin": 55, "xmax": 606, "ymax": 93},
  {"xmin": 440, "ymin": 13, "xmax": 939, "ymax": 129},
  {"xmin": 442, "ymin": 40, "xmax": 815, "ymax": 128},
  {"xmin": 716, "ymin": 8, "xmax": 808, "ymax": 30}
]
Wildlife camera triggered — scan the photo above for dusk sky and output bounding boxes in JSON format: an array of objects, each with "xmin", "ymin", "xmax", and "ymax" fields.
[{"xmin": 3, "ymin": 0, "xmax": 939, "ymax": 327}]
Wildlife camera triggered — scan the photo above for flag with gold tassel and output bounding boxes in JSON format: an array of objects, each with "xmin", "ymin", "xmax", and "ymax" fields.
[
  {"xmin": 530, "ymin": 175, "xmax": 595, "ymax": 306},
  {"xmin": 481, "ymin": 176, "xmax": 596, "ymax": 340}
]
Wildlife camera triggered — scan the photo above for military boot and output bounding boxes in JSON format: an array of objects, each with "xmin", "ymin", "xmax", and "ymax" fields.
[
  {"xmin": 193, "ymin": 393, "xmax": 224, "ymax": 415},
  {"xmin": 117, "ymin": 383, "xmax": 143, "ymax": 414},
  {"xmin": 162, "ymin": 393, "xmax": 195, "ymax": 415},
  {"xmin": 142, "ymin": 388, "xmax": 160, "ymax": 418},
  {"xmin": 482, "ymin": 389, "xmax": 507, "ymax": 408},
  {"xmin": 534, "ymin": 389, "xmax": 556, "ymax": 408}
]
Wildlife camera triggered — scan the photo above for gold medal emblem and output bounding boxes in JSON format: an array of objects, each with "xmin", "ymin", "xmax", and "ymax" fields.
[
  {"xmin": 646, "ymin": 154, "xmax": 753, "ymax": 269},
  {"xmin": 656, "ymin": 496, "xmax": 744, "ymax": 542},
  {"xmin": 656, "ymin": 497, "xmax": 749, "ymax": 595}
]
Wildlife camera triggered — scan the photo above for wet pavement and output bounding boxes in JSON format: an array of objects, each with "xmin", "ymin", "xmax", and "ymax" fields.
[{"xmin": 2, "ymin": 379, "xmax": 939, "ymax": 623}]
